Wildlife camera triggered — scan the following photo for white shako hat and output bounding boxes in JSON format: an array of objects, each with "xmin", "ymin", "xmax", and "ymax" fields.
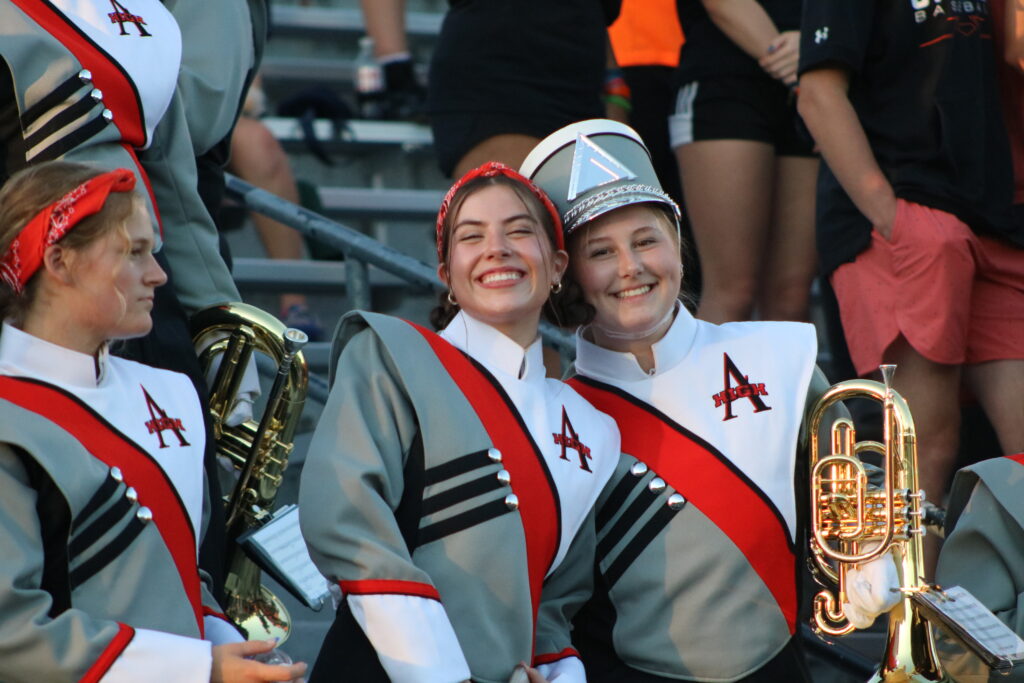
[{"xmin": 519, "ymin": 119, "xmax": 681, "ymax": 237}]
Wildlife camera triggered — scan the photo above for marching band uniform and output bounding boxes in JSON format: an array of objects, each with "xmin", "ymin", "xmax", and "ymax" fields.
[
  {"xmin": 0, "ymin": 323, "xmax": 240, "ymax": 682},
  {"xmin": 520, "ymin": 120, "xmax": 829, "ymax": 682},
  {"xmin": 568, "ymin": 310, "xmax": 819, "ymax": 681},
  {"xmin": 300, "ymin": 310, "xmax": 619, "ymax": 683},
  {"xmin": 935, "ymin": 454, "xmax": 1024, "ymax": 683},
  {"xmin": 0, "ymin": 0, "xmax": 240, "ymax": 314}
]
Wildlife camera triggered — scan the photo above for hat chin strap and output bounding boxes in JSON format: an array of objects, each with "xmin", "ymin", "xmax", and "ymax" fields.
[{"xmin": 590, "ymin": 300, "xmax": 678, "ymax": 342}]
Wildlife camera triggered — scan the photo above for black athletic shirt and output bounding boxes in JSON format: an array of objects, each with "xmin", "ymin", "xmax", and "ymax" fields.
[
  {"xmin": 675, "ymin": 0, "xmax": 802, "ymax": 83},
  {"xmin": 798, "ymin": 0, "xmax": 1018, "ymax": 275}
]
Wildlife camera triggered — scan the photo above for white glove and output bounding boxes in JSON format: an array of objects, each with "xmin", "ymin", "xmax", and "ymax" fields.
[
  {"xmin": 194, "ymin": 331, "xmax": 261, "ymax": 427},
  {"xmin": 842, "ymin": 547, "xmax": 902, "ymax": 629}
]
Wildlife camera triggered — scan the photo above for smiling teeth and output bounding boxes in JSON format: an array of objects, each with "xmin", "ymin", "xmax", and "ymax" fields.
[
  {"xmin": 618, "ymin": 285, "xmax": 652, "ymax": 298},
  {"xmin": 481, "ymin": 272, "xmax": 522, "ymax": 284}
]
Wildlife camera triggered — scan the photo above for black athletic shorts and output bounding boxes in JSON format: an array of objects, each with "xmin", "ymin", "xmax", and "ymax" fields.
[{"xmin": 668, "ymin": 73, "xmax": 814, "ymax": 157}]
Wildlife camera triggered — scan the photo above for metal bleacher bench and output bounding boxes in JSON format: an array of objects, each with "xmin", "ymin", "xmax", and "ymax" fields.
[
  {"xmin": 261, "ymin": 117, "xmax": 434, "ymax": 154},
  {"xmin": 316, "ymin": 187, "xmax": 443, "ymax": 222},
  {"xmin": 268, "ymin": 6, "xmax": 443, "ymax": 38}
]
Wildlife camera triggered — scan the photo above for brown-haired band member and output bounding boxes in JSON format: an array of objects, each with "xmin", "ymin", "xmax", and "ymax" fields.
[
  {"xmin": 298, "ymin": 162, "xmax": 620, "ymax": 683},
  {"xmin": 0, "ymin": 161, "xmax": 305, "ymax": 683},
  {"xmin": 522, "ymin": 120, "xmax": 900, "ymax": 682}
]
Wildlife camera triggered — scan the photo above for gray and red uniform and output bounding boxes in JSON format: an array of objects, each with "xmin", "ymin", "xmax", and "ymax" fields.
[
  {"xmin": 300, "ymin": 311, "xmax": 620, "ymax": 683},
  {"xmin": 0, "ymin": 323, "xmax": 239, "ymax": 683},
  {"xmin": 568, "ymin": 306, "xmax": 819, "ymax": 682}
]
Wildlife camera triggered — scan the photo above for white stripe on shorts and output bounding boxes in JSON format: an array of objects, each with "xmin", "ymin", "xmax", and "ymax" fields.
[{"xmin": 668, "ymin": 81, "xmax": 699, "ymax": 148}]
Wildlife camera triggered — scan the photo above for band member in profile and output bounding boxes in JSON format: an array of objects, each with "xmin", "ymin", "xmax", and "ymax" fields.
[
  {"xmin": 521, "ymin": 120, "xmax": 900, "ymax": 682},
  {"xmin": 299, "ymin": 162, "xmax": 620, "ymax": 683},
  {"xmin": 0, "ymin": 162, "xmax": 305, "ymax": 683}
]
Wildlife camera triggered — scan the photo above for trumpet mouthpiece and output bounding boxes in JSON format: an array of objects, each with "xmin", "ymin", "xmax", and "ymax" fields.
[
  {"xmin": 880, "ymin": 364, "xmax": 896, "ymax": 391},
  {"xmin": 283, "ymin": 328, "xmax": 309, "ymax": 354}
]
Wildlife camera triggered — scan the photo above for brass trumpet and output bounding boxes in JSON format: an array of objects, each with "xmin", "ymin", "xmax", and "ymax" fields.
[
  {"xmin": 192, "ymin": 303, "xmax": 309, "ymax": 644},
  {"xmin": 808, "ymin": 365, "xmax": 948, "ymax": 682}
]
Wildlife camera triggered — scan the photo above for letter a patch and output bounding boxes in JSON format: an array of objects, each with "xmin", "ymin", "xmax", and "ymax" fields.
[
  {"xmin": 108, "ymin": 0, "xmax": 151, "ymax": 36},
  {"xmin": 553, "ymin": 407, "xmax": 592, "ymax": 472},
  {"xmin": 710, "ymin": 353, "xmax": 771, "ymax": 421},
  {"xmin": 142, "ymin": 386, "xmax": 189, "ymax": 448}
]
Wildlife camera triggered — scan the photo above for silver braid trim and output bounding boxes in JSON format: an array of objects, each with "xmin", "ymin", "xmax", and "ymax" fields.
[{"xmin": 564, "ymin": 184, "xmax": 680, "ymax": 233}]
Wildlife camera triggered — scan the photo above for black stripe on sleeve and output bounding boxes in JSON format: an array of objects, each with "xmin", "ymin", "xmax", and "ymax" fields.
[
  {"xmin": 20, "ymin": 74, "xmax": 85, "ymax": 128},
  {"xmin": 416, "ymin": 498, "xmax": 511, "ymax": 547},
  {"xmin": 603, "ymin": 505, "xmax": 680, "ymax": 588},
  {"xmin": 69, "ymin": 516, "xmax": 146, "ymax": 589},
  {"xmin": 596, "ymin": 472, "xmax": 645, "ymax": 532},
  {"xmin": 29, "ymin": 114, "xmax": 107, "ymax": 165},
  {"xmin": 71, "ymin": 475, "xmax": 121, "ymax": 533},
  {"xmin": 23, "ymin": 94, "xmax": 97, "ymax": 150},
  {"xmin": 596, "ymin": 484, "xmax": 658, "ymax": 564},
  {"xmin": 69, "ymin": 495, "xmax": 132, "ymax": 558},
  {"xmin": 421, "ymin": 472, "xmax": 505, "ymax": 516},
  {"xmin": 423, "ymin": 449, "xmax": 491, "ymax": 486}
]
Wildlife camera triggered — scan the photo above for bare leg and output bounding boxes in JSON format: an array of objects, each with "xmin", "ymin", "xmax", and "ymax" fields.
[
  {"xmin": 359, "ymin": 0, "xmax": 407, "ymax": 57},
  {"xmin": 674, "ymin": 139, "xmax": 775, "ymax": 324},
  {"xmin": 759, "ymin": 155, "xmax": 818, "ymax": 322},
  {"xmin": 453, "ymin": 134, "xmax": 541, "ymax": 179},
  {"xmin": 964, "ymin": 359, "xmax": 1024, "ymax": 454},
  {"xmin": 881, "ymin": 336, "xmax": 962, "ymax": 578},
  {"xmin": 229, "ymin": 116, "xmax": 308, "ymax": 313}
]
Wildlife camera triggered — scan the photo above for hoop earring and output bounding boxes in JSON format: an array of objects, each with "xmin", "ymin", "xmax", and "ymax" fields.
[
  {"xmin": 551, "ymin": 281, "xmax": 563, "ymax": 294},
  {"xmin": 447, "ymin": 291, "xmax": 458, "ymax": 306}
]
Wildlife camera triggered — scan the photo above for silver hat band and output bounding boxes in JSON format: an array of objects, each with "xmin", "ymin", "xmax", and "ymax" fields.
[{"xmin": 563, "ymin": 183, "xmax": 681, "ymax": 235}]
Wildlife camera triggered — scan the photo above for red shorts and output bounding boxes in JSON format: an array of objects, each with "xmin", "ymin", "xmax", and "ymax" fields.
[{"xmin": 831, "ymin": 199, "xmax": 1024, "ymax": 376}]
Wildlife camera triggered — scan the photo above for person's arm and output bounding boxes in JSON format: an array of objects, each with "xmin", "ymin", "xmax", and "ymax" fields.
[
  {"xmin": 700, "ymin": 0, "xmax": 798, "ymax": 84},
  {"xmin": 796, "ymin": 67, "xmax": 897, "ymax": 238},
  {"xmin": 299, "ymin": 329, "xmax": 471, "ymax": 683}
]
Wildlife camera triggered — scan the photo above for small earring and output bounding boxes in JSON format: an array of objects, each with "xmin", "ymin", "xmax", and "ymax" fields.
[
  {"xmin": 551, "ymin": 281, "xmax": 563, "ymax": 294},
  {"xmin": 447, "ymin": 291, "xmax": 458, "ymax": 306}
]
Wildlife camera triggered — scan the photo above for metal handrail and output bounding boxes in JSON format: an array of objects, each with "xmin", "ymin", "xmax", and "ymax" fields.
[{"xmin": 223, "ymin": 174, "xmax": 576, "ymax": 358}]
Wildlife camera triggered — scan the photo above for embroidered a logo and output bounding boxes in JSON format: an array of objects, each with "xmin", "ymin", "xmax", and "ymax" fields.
[
  {"xmin": 142, "ymin": 386, "xmax": 189, "ymax": 448},
  {"xmin": 553, "ymin": 407, "xmax": 592, "ymax": 472},
  {"xmin": 711, "ymin": 353, "xmax": 772, "ymax": 421},
  {"xmin": 108, "ymin": 0, "xmax": 151, "ymax": 37}
]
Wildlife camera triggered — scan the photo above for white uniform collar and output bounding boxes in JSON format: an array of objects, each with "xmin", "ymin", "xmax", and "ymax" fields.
[
  {"xmin": 0, "ymin": 322, "xmax": 109, "ymax": 386},
  {"xmin": 439, "ymin": 311, "xmax": 544, "ymax": 384},
  {"xmin": 575, "ymin": 302, "xmax": 698, "ymax": 382}
]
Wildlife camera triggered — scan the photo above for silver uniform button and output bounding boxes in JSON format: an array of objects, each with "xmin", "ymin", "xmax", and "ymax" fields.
[
  {"xmin": 125, "ymin": 487, "xmax": 138, "ymax": 503},
  {"xmin": 630, "ymin": 462, "xmax": 648, "ymax": 477},
  {"xmin": 496, "ymin": 469, "xmax": 511, "ymax": 486},
  {"xmin": 102, "ymin": 108, "xmax": 114, "ymax": 122},
  {"xmin": 487, "ymin": 448, "xmax": 502, "ymax": 463},
  {"xmin": 136, "ymin": 506, "xmax": 153, "ymax": 523},
  {"xmin": 90, "ymin": 88, "xmax": 103, "ymax": 102},
  {"xmin": 667, "ymin": 493, "xmax": 686, "ymax": 510},
  {"xmin": 110, "ymin": 466, "xmax": 124, "ymax": 482},
  {"xmin": 648, "ymin": 477, "xmax": 666, "ymax": 493},
  {"xmin": 504, "ymin": 494, "xmax": 519, "ymax": 511},
  {"xmin": 78, "ymin": 69, "xmax": 93, "ymax": 83}
]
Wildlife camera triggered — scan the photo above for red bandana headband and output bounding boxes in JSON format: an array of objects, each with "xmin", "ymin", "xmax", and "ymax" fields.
[
  {"xmin": 0, "ymin": 168, "xmax": 136, "ymax": 294},
  {"xmin": 435, "ymin": 161, "xmax": 564, "ymax": 263}
]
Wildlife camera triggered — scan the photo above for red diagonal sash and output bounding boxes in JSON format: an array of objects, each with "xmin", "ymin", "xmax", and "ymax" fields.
[
  {"xmin": 0, "ymin": 377, "xmax": 203, "ymax": 633},
  {"xmin": 569, "ymin": 377, "xmax": 798, "ymax": 634},
  {"xmin": 1007, "ymin": 453, "xmax": 1024, "ymax": 467},
  {"xmin": 12, "ymin": 0, "xmax": 163, "ymax": 232},
  {"xmin": 408, "ymin": 322, "xmax": 559, "ymax": 649}
]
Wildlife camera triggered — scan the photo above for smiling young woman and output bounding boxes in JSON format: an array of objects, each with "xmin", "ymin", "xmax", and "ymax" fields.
[
  {"xmin": 299, "ymin": 162, "xmax": 620, "ymax": 683},
  {"xmin": 522, "ymin": 120, "xmax": 900, "ymax": 682},
  {"xmin": 0, "ymin": 161, "xmax": 306, "ymax": 683}
]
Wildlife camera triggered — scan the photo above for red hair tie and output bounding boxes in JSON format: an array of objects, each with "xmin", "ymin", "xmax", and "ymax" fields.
[
  {"xmin": 0, "ymin": 168, "xmax": 136, "ymax": 293},
  {"xmin": 435, "ymin": 161, "xmax": 564, "ymax": 263}
]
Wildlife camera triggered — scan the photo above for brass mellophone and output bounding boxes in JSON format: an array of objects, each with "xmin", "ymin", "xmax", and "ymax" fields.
[
  {"xmin": 192, "ymin": 302, "xmax": 309, "ymax": 644},
  {"xmin": 807, "ymin": 364, "xmax": 949, "ymax": 682}
]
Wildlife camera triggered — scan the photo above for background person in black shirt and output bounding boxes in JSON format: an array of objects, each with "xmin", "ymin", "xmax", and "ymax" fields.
[{"xmin": 797, "ymin": 0, "xmax": 1024, "ymax": 574}]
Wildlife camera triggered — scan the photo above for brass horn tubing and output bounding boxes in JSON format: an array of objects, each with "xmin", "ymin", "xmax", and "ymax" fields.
[
  {"xmin": 813, "ymin": 588, "xmax": 856, "ymax": 637},
  {"xmin": 203, "ymin": 327, "xmax": 257, "ymax": 427}
]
